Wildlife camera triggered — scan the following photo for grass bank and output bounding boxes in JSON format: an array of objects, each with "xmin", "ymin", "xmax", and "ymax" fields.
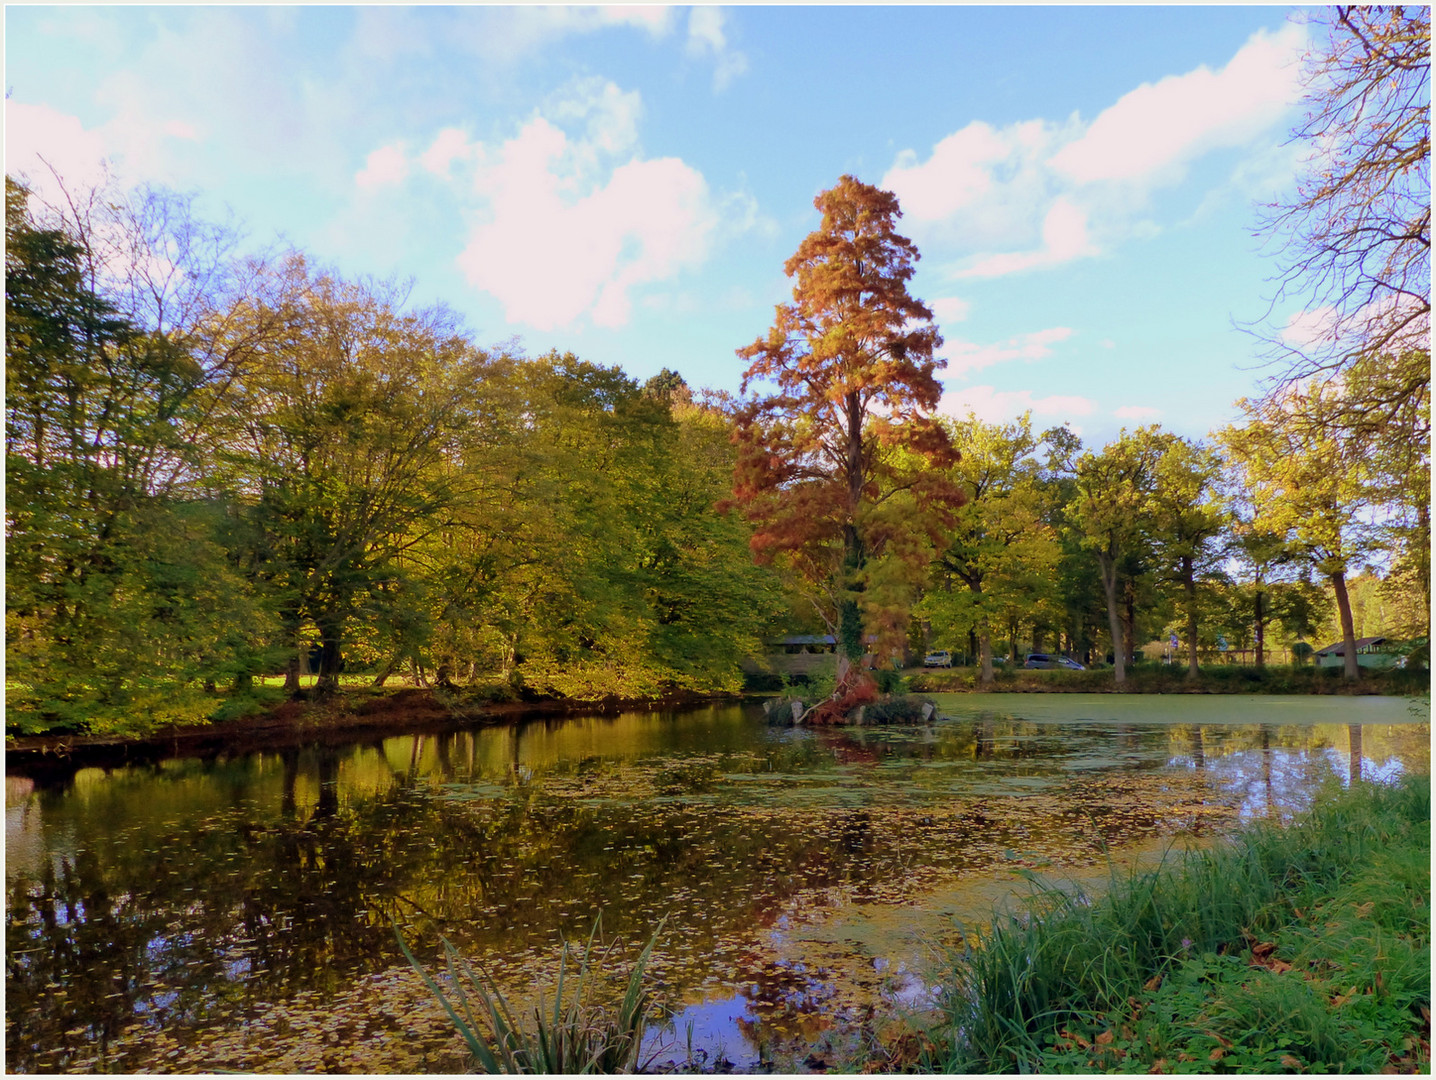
[
  {"xmin": 916, "ymin": 775, "xmax": 1430, "ymax": 1074},
  {"xmin": 908, "ymin": 663, "xmax": 1428, "ymax": 696},
  {"xmin": 5, "ymin": 677, "xmax": 743, "ymax": 771}
]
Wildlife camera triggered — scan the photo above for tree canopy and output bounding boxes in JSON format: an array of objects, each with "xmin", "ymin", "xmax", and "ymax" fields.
[{"xmin": 730, "ymin": 175, "xmax": 960, "ymax": 690}]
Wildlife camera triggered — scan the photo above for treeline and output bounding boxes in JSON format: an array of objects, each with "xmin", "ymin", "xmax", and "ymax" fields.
[
  {"xmin": 916, "ymin": 406, "xmax": 1429, "ymax": 685},
  {"xmin": 5, "ymin": 178, "xmax": 784, "ymax": 734},
  {"xmin": 5, "ymin": 169, "xmax": 1428, "ymax": 736}
]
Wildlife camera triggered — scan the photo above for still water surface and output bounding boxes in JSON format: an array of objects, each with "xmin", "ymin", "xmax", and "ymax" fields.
[{"xmin": 6, "ymin": 694, "xmax": 1429, "ymax": 1072}]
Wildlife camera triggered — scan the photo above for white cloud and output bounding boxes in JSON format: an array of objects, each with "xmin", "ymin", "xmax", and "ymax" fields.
[
  {"xmin": 884, "ymin": 118, "xmax": 1067, "ymax": 257},
  {"xmin": 930, "ymin": 296, "xmax": 971, "ymax": 324},
  {"xmin": 686, "ymin": 8, "xmax": 748, "ymax": 90},
  {"xmin": 945, "ymin": 326, "xmax": 1074, "ymax": 376},
  {"xmin": 940, "ymin": 384, "xmax": 1097, "ymax": 426},
  {"xmin": 1279, "ymin": 305, "xmax": 1339, "ymax": 349},
  {"xmin": 882, "ymin": 24, "xmax": 1306, "ymax": 280},
  {"xmin": 355, "ymin": 143, "xmax": 409, "ymax": 189},
  {"xmin": 1049, "ymin": 24, "xmax": 1305, "ymax": 187},
  {"xmin": 162, "ymin": 120, "xmax": 200, "ymax": 140},
  {"xmin": 420, "ymin": 128, "xmax": 473, "ymax": 177},
  {"xmin": 884, "ymin": 121, "xmax": 1014, "ymax": 221},
  {"xmin": 548, "ymin": 77, "xmax": 643, "ymax": 159},
  {"xmin": 1114, "ymin": 405, "xmax": 1163, "ymax": 421},
  {"xmin": 4, "ymin": 102, "xmax": 112, "ymax": 199},
  {"xmin": 459, "ymin": 6, "xmax": 676, "ymax": 62},
  {"xmin": 439, "ymin": 83, "xmax": 716, "ymax": 330},
  {"xmin": 959, "ymin": 198, "xmax": 1098, "ymax": 278}
]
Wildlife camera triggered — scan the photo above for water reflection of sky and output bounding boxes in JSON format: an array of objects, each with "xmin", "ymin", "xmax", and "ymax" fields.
[{"xmin": 4, "ymin": 702, "xmax": 1429, "ymax": 1073}]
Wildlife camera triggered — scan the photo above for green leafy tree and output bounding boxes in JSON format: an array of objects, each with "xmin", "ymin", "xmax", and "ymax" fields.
[
  {"xmin": 1148, "ymin": 436, "xmax": 1227, "ymax": 679},
  {"xmin": 215, "ymin": 260, "xmax": 488, "ymax": 694},
  {"xmin": 405, "ymin": 354, "xmax": 781, "ymax": 699},
  {"xmin": 5, "ymin": 177, "xmax": 273, "ymax": 729},
  {"xmin": 922, "ymin": 413, "xmax": 1061, "ymax": 686},
  {"xmin": 1221, "ymin": 382, "xmax": 1385, "ymax": 680},
  {"xmin": 1067, "ymin": 428, "xmax": 1167, "ymax": 685}
]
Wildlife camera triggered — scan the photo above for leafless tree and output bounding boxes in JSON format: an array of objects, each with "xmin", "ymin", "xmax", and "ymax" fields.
[{"xmin": 1257, "ymin": 5, "xmax": 1429, "ymax": 434}]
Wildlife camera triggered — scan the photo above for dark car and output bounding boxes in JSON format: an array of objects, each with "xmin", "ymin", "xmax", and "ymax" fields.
[{"xmin": 1024, "ymin": 653, "xmax": 1085, "ymax": 670}]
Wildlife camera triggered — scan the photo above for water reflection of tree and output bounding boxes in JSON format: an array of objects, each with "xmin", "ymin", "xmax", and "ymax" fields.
[
  {"xmin": 5, "ymin": 750, "xmax": 875, "ymax": 1071},
  {"xmin": 8, "ymin": 712, "xmax": 1424, "ymax": 1071}
]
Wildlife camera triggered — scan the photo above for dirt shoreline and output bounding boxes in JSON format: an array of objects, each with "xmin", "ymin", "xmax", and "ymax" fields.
[{"xmin": 4, "ymin": 687, "xmax": 745, "ymax": 781}]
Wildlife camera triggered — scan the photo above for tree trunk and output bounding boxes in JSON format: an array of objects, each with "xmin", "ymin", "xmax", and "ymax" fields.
[
  {"xmin": 838, "ymin": 524, "xmax": 866, "ymax": 664},
  {"xmin": 1123, "ymin": 576, "xmax": 1137, "ymax": 670},
  {"xmin": 284, "ymin": 653, "xmax": 301, "ymax": 694},
  {"xmin": 1182, "ymin": 554, "xmax": 1199, "ymax": 680},
  {"xmin": 1097, "ymin": 550, "xmax": 1126, "ymax": 685},
  {"xmin": 1330, "ymin": 570, "xmax": 1360, "ymax": 681},
  {"xmin": 315, "ymin": 618, "xmax": 343, "ymax": 696},
  {"xmin": 1253, "ymin": 584, "xmax": 1266, "ymax": 669},
  {"xmin": 978, "ymin": 625, "xmax": 994, "ymax": 687}
]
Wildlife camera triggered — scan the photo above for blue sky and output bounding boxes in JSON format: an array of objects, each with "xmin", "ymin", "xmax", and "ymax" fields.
[{"xmin": 6, "ymin": 5, "xmax": 1319, "ymax": 448}]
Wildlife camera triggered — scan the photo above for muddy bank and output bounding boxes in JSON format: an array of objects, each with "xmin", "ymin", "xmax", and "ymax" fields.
[{"xmin": 4, "ymin": 687, "xmax": 743, "ymax": 782}]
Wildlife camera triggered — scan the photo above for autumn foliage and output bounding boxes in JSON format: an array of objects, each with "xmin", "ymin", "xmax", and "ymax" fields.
[{"xmin": 728, "ymin": 176, "xmax": 961, "ymax": 714}]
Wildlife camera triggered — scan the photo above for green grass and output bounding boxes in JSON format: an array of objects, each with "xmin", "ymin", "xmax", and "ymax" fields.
[
  {"xmin": 922, "ymin": 775, "xmax": 1431, "ymax": 1073},
  {"xmin": 908, "ymin": 663, "xmax": 1428, "ymax": 695},
  {"xmin": 5, "ymin": 681, "xmax": 284, "ymax": 739}
]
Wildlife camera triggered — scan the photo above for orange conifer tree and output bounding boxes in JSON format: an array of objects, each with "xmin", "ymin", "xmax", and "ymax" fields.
[{"xmin": 730, "ymin": 176, "xmax": 961, "ymax": 715}]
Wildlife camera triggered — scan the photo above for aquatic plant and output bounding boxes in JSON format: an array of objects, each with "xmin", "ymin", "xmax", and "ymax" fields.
[{"xmin": 396, "ymin": 917, "xmax": 665, "ymax": 1074}]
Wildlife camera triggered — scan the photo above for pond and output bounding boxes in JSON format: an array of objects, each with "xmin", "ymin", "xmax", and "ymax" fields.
[{"xmin": 6, "ymin": 694, "xmax": 1429, "ymax": 1072}]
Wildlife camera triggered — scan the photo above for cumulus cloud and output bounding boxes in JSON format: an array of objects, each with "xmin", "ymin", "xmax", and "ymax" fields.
[
  {"xmin": 1050, "ymin": 24, "xmax": 1305, "ymax": 187},
  {"xmin": 413, "ymin": 82, "xmax": 717, "ymax": 330},
  {"xmin": 420, "ymin": 128, "xmax": 473, "ymax": 177},
  {"xmin": 945, "ymin": 326, "xmax": 1074, "ymax": 376},
  {"xmin": 939, "ymin": 384, "xmax": 1097, "ymax": 426},
  {"xmin": 885, "ymin": 118, "xmax": 1068, "ymax": 258},
  {"xmin": 340, "ymin": 77, "xmax": 722, "ymax": 330},
  {"xmin": 686, "ymin": 7, "xmax": 748, "ymax": 90},
  {"xmin": 882, "ymin": 24, "xmax": 1306, "ymax": 280},
  {"xmin": 355, "ymin": 143, "xmax": 409, "ymax": 189},
  {"xmin": 959, "ymin": 198, "xmax": 1098, "ymax": 278},
  {"xmin": 457, "ymin": 6, "xmax": 676, "ymax": 62},
  {"xmin": 4, "ymin": 102, "xmax": 113, "ymax": 199},
  {"xmin": 929, "ymin": 296, "xmax": 972, "ymax": 325}
]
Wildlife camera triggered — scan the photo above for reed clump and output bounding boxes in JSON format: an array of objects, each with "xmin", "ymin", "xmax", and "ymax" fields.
[{"xmin": 396, "ymin": 917, "xmax": 664, "ymax": 1074}]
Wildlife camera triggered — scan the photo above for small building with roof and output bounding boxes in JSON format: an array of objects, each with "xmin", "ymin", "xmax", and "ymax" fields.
[{"xmin": 1312, "ymin": 636, "xmax": 1401, "ymax": 669}]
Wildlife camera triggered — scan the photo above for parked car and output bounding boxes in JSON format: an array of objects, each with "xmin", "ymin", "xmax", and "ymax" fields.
[
  {"xmin": 923, "ymin": 650, "xmax": 952, "ymax": 668},
  {"xmin": 1024, "ymin": 653, "xmax": 1086, "ymax": 670}
]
